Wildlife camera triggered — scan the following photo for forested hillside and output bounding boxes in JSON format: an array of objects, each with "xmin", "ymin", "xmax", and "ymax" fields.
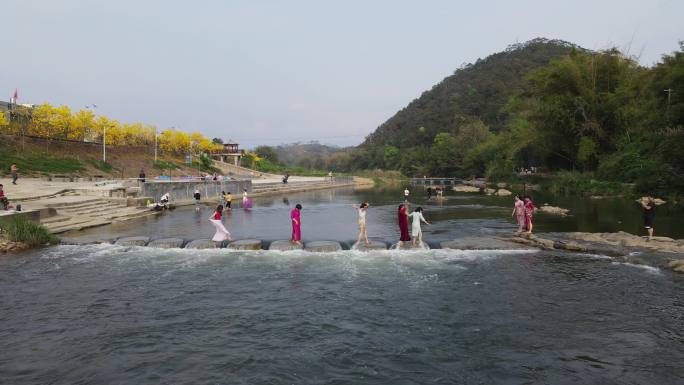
[{"xmin": 326, "ymin": 38, "xmax": 684, "ymax": 195}]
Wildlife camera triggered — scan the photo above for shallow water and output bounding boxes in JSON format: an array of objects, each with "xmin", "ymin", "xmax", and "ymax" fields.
[
  {"xmin": 1, "ymin": 245, "xmax": 683, "ymax": 384},
  {"xmin": 2, "ymin": 188, "xmax": 683, "ymax": 384}
]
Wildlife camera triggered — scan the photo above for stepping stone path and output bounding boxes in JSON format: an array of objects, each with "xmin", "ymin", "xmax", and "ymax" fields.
[
  {"xmin": 148, "ymin": 238, "xmax": 185, "ymax": 248},
  {"xmin": 115, "ymin": 236, "xmax": 150, "ymax": 246},
  {"xmin": 391, "ymin": 241, "xmax": 430, "ymax": 250},
  {"xmin": 229, "ymin": 239, "xmax": 262, "ymax": 250},
  {"xmin": 351, "ymin": 240, "xmax": 387, "ymax": 251},
  {"xmin": 305, "ymin": 241, "xmax": 342, "ymax": 252},
  {"xmin": 268, "ymin": 240, "xmax": 303, "ymax": 251},
  {"xmin": 185, "ymin": 239, "xmax": 217, "ymax": 249}
]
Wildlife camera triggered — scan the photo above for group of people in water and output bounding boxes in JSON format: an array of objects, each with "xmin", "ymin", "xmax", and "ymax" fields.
[{"xmin": 204, "ymin": 186, "xmax": 659, "ymax": 247}]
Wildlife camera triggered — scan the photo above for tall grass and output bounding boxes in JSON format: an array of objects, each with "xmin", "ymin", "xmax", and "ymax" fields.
[{"xmin": 0, "ymin": 216, "xmax": 59, "ymax": 246}]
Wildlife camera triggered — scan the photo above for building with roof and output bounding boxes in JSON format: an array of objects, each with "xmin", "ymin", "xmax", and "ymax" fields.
[{"xmin": 210, "ymin": 140, "xmax": 244, "ymax": 166}]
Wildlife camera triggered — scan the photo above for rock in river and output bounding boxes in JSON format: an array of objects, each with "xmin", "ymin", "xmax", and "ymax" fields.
[
  {"xmin": 305, "ymin": 241, "xmax": 342, "ymax": 252},
  {"xmin": 148, "ymin": 238, "xmax": 185, "ymax": 248},
  {"xmin": 268, "ymin": 240, "xmax": 303, "ymax": 251},
  {"xmin": 185, "ymin": 239, "xmax": 217, "ymax": 249},
  {"xmin": 115, "ymin": 236, "xmax": 150, "ymax": 247},
  {"xmin": 229, "ymin": 239, "xmax": 263, "ymax": 250}
]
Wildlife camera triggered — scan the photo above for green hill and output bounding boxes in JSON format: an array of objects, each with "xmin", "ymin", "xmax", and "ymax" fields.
[{"xmin": 363, "ymin": 38, "xmax": 580, "ymax": 151}]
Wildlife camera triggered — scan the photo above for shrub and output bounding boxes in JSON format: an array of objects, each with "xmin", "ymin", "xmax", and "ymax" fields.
[{"xmin": 0, "ymin": 216, "xmax": 59, "ymax": 246}]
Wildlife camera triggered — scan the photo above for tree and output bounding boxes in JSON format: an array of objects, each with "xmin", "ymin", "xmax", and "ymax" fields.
[
  {"xmin": 254, "ymin": 145, "xmax": 279, "ymax": 163},
  {"xmin": 212, "ymin": 137, "xmax": 223, "ymax": 144}
]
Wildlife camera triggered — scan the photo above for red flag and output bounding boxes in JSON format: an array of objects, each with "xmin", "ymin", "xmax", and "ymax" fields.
[{"xmin": 11, "ymin": 88, "xmax": 18, "ymax": 102}]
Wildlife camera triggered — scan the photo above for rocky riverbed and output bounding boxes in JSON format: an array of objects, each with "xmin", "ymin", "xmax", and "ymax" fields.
[{"xmin": 507, "ymin": 231, "xmax": 684, "ymax": 273}]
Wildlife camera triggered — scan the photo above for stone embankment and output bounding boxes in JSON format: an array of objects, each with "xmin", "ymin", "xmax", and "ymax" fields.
[
  {"xmin": 0, "ymin": 238, "xmax": 30, "ymax": 253},
  {"xmin": 508, "ymin": 231, "xmax": 684, "ymax": 273}
]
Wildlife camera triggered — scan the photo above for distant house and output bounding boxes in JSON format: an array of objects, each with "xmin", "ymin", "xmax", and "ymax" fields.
[{"xmin": 210, "ymin": 140, "xmax": 244, "ymax": 166}]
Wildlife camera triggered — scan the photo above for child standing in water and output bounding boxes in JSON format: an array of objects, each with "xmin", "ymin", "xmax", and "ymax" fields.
[
  {"xmin": 354, "ymin": 202, "xmax": 370, "ymax": 247},
  {"xmin": 512, "ymin": 194, "xmax": 526, "ymax": 232},
  {"xmin": 641, "ymin": 196, "xmax": 656, "ymax": 241},
  {"xmin": 224, "ymin": 191, "xmax": 232, "ymax": 210},
  {"xmin": 208, "ymin": 205, "xmax": 232, "ymax": 245},
  {"xmin": 291, "ymin": 204, "xmax": 302, "ymax": 245},
  {"xmin": 397, "ymin": 204, "xmax": 410, "ymax": 247},
  {"xmin": 408, "ymin": 207, "xmax": 430, "ymax": 246}
]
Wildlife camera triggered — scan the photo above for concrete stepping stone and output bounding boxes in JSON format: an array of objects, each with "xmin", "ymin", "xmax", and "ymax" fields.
[
  {"xmin": 148, "ymin": 238, "xmax": 185, "ymax": 249},
  {"xmin": 115, "ymin": 236, "xmax": 150, "ymax": 247},
  {"xmin": 268, "ymin": 240, "xmax": 303, "ymax": 251},
  {"xmin": 228, "ymin": 239, "xmax": 263, "ymax": 250},
  {"xmin": 390, "ymin": 241, "xmax": 431, "ymax": 250},
  {"xmin": 185, "ymin": 239, "xmax": 218, "ymax": 249},
  {"xmin": 305, "ymin": 241, "xmax": 342, "ymax": 252},
  {"xmin": 351, "ymin": 240, "xmax": 387, "ymax": 251}
]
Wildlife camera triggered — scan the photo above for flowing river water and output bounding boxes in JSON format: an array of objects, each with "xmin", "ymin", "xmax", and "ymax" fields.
[{"xmin": 1, "ymin": 187, "xmax": 683, "ymax": 384}]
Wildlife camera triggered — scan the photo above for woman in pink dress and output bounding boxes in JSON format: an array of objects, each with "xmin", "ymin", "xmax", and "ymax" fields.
[
  {"xmin": 523, "ymin": 196, "xmax": 536, "ymax": 233},
  {"xmin": 398, "ymin": 204, "xmax": 410, "ymax": 247},
  {"xmin": 291, "ymin": 204, "xmax": 302, "ymax": 245},
  {"xmin": 511, "ymin": 194, "xmax": 526, "ymax": 232}
]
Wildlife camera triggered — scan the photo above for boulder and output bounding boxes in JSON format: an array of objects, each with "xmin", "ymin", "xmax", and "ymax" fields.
[
  {"xmin": 115, "ymin": 236, "xmax": 150, "ymax": 247},
  {"xmin": 495, "ymin": 189, "xmax": 512, "ymax": 196},
  {"xmin": 185, "ymin": 239, "xmax": 217, "ymax": 249},
  {"xmin": 441, "ymin": 237, "xmax": 530, "ymax": 250},
  {"xmin": 148, "ymin": 238, "xmax": 185, "ymax": 248},
  {"xmin": 351, "ymin": 240, "xmax": 388, "ymax": 251},
  {"xmin": 667, "ymin": 259, "xmax": 684, "ymax": 271},
  {"xmin": 453, "ymin": 185, "xmax": 480, "ymax": 193},
  {"xmin": 268, "ymin": 240, "xmax": 304, "ymax": 251},
  {"xmin": 305, "ymin": 241, "xmax": 342, "ymax": 252},
  {"xmin": 496, "ymin": 182, "xmax": 508, "ymax": 189},
  {"xmin": 485, "ymin": 188, "xmax": 496, "ymax": 195},
  {"xmin": 539, "ymin": 204, "xmax": 570, "ymax": 216},
  {"xmin": 228, "ymin": 239, "xmax": 263, "ymax": 250}
]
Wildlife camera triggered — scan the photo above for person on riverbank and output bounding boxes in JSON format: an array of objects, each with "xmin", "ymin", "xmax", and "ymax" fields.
[
  {"xmin": 641, "ymin": 196, "xmax": 656, "ymax": 241},
  {"xmin": 193, "ymin": 189, "xmax": 201, "ymax": 211},
  {"xmin": 139, "ymin": 169, "xmax": 146, "ymax": 183},
  {"xmin": 512, "ymin": 194, "xmax": 526, "ymax": 232},
  {"xmin": 0, "ymin": 184, "xmax": 9, "ymax": 210},
  {"xmin": 404, "ymin": 188, "xmax": 410, "ymax": 202},
  {"xmin": 209, "ymin": 205, "xmax": 232, "ymax": 245},
  {"xmin": 291, "ymin": 204, "xmax": 302, "ymax": 245},
  {"xmin": 524, "ymin": 196, "xmax": 536, "ymax": 233},
  {"xmin": 354, "ymin": 202, "xmax": 370, "ymax": 247},
  {"xmin": 398, "ymin": 204, "xmax": 410, "ymax": 247},
  {"xmin": 408, "ymin": 207, "xmax": 430, "ymax": 246},
  {"xmin": 10, "ymin": 163, "xmax": 18, "ymax": 185},
  {"xmin": 427, "ymin": 187, "xmax": 432, "ymax": 199}
]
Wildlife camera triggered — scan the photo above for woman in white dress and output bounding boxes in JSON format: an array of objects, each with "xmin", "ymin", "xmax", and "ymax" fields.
[
  {"xmin": 354, "ymin": 202, "xmax": 370, "ymax": 247},
  {"xmin": 408, "ymin": 207, "xmax": 430, "ymax": 246},
  {"xmin": 208, "ymin": 205, "xmax": 232, "ymax": 246}
]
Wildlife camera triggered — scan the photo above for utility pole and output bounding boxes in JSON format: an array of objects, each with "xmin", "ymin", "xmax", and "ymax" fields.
[
  {"xmin": 664, "ymin": 89, "xmax": 673, "ymax": 111},
  {"xmin": 154, "ymin": 126, "xmax": 158, "ymax": 162}
]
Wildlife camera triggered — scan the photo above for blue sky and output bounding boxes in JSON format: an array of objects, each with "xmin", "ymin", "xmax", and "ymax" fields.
[{"xmin": 1, "ymin": 0, "xmax": 682, "ymax": 148}]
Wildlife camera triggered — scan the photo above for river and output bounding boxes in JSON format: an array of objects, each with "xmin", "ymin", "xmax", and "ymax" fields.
[{"xmin": 1, "ymin": 187, "xmax": 682, "ymax": 384}]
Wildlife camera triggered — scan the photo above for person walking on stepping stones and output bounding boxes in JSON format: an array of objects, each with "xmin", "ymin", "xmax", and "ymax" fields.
[
  {"xmin": 291, "ymin": 204, "xmax": 302, "ymax": 245},
  {"xmin": 397, "ymin": 204, "xmax": 410, "ymax": 247},
  {"xmin": 209, "ymin": 205, "xmax": 232, "ymax": 246}
]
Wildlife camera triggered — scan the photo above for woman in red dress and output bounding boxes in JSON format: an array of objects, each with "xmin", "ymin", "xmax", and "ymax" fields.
[
  {"xmin": 523, "ymin": 196, "xmax": 536, "ymax": 233},
  {"xmin": 291, "ymin": 204, "xmax": 302, "ymax": 245},
  {"xmin": 398, "ymin": 204, "xmax": 410, "ymax": 247}
]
